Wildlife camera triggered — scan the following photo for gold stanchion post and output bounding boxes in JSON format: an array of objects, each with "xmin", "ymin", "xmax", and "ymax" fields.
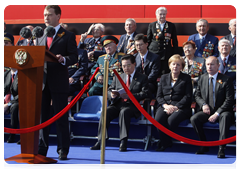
[{"xmin": 100, "ymin": 55, "xmax": 109, "ymax": 164}]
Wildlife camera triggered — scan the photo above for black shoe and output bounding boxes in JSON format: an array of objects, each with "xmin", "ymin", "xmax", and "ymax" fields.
[
  {"xmin": 7, "ymin": 135, "xmax": 15, "ymax": 143},
  {"xmin": 195, "ymin": 147, "xmax": 209, "ymax": 154},
  {"xmin": 155, "ymin": 143, "xmax": 172, "ymax": 151},
  {"xmin": 90, "ymin": 142, "xmax": 101, "ymax": 150},
  {"xmin": 119, "ymin": 139, "xmax": 127, "ymax": 152},
  {"xmin": 58, "ymin": 150, "xmax": 67, "ymax": 160},
  {"xmin": 217, "ymin": 147, "xmax": 225, "ymax": 158}
]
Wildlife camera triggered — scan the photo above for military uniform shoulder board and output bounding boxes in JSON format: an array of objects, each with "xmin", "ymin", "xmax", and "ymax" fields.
[{"xmin": 118, "ymin": 52, "xmax": 126, "ymax": 56}]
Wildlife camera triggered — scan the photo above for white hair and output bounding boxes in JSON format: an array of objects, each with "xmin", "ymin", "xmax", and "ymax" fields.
[
  {"xmin": 125, "ymin": 18, "xmax": 136, "ymax": 26},
  {"xmin": 93, "ymin": 23, "xmax": 105, "ymax": 32},
  {"xmin": 218, "ymin": 38, "xmax": 231, "ymax": 46},
  {"xmin": 229, "ymin": 19, "xmax": 236, "ymax": 26},
  {"xmin": 196, "ymin": 19, "xmax": 209, "ymax": 27},
  {"xmin": 155, "ymin": 7, "xmax": 167, "ymax": 15}
]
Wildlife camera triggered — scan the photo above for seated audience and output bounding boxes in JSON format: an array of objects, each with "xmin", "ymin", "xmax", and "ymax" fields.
[
  {"xmin": 190, "ymin": 56, "xmax": 235, "ymax": 158},
  {"xmin": 4, "ymin": 33, "xmax": 20, "ymax": 144},
  {"xmin": 188, "ymin": 19, "xmax": 219, "ymax": 58},
  {"xmin": 134, "ymin": 33, "xmax": 161, "ymax": 96},
  {"xmin": 68, "ymin": 48, "xmax": 88, "ymax": 101},
  {"xmin": 88, "ymin": 35, "xmax": 124, "ymax": 96},
  {"xmin": 155, "ymin": 54, "xmax": 192, "ymax": 151},
  {"xmin": 90, "ymin": 54, "xmax": 149, "ymax": 151},
  {"xmin": 218, "ymin": 39, "xmax": 238, "ymax": 104},
  {"xmin": 182, "ymin": 40, "xmax": 206, "ymax": 98},
  {"xmin": 221, "ymin": 19, "xmax": 236, "ymax": 57}
]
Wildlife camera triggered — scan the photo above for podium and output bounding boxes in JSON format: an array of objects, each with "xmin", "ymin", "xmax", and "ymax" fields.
[{"xmin": 4, "ymin": 46, "xmax": 58, "ymax": 164}]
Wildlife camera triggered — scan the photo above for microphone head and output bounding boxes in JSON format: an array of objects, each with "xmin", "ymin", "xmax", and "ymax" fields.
[
  {"xmin": 32, "ymin": 26, "xmax": 43, "ymax": 38},
  {"xmin": 19, "ymin": 27, "xmax": 32, "ymax": 39},
  {"xmin": 44, "ymin": 26, "xmax": 56, "ymax": 37}
]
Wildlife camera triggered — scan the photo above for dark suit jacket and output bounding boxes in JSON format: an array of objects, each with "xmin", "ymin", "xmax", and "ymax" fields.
[
  {"xmin": 68, "ymin": 48, "xmax": 88, "ymax": 80},
  {"xmin": 221, "ymin": 34, "xmax": 236, "ymax": 57},
  {"xmin": 147, "ymin": 21, "xmax": 178, "ymax": 60},
  {"xmin": 107, "ymin": 71, "xmax": 149, "ymax": 117},
  {"xmin": 117, "ymin": 32, "xmax": 138, "ymax": 53},
  {"xmin": 218, "ymin": 55, "xmax": 236, "ymax": 89},
  {"xmin": 195, "ymin": 73, "xmax": 234, "ymax": 114},
  {"xmin": 156, "ymin": 72, "xmax": 192, "ymax": 116},
  {"xmin": 135, "ymin": 51, "xmax": 161, "ymax": 85},
  {"xmin": 37, "ymin": 26, "xmax": 78, "ymax": 93},
  {"xmin": 188, "ymin": 33, "xmax": 219, "ymax": 58},
  {"xmin": 4, "ymin": 70, "xmax": 18, "ymax": 105}
]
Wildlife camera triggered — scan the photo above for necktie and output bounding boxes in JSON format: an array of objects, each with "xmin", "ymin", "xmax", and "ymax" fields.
[
  {"xmin": 141, "ymin": 57, "xmax": 145, "ymax": 73},
  {"xmin": 233, "ymin": 36, "xmax": 236, "ymax": 46},
  {"xmin": 47, "ymin": 37, "xmax": 53, "ymax": 49},
  {"xmin": 200, "ymin": 37, "xmax": 204, "ymax": 45},
  {"xmin": 124, "ymin": 74, "xmax": 131, "ymax": 102},
  {"xmin": 124, "ymin": 35, "xmax": 130, "ymax": 52},
  {"xmin": 209, "ymin": 77, "xmax": 214, "ymax": 110},
  {"xmin": 4, "ymin": 74, "xmax": 15, "ymax": 104},
  {"xmin": 223, "ymin": 58, "xmax": 226, "ymax": 67}
]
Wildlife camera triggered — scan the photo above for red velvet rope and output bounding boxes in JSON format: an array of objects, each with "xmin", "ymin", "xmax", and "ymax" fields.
[
  {"xmin": 4, "ymin": 67, "xmax": 100, "ymax": 134},
  {"xmin": 113, "ymin": 69, "xmax": 236, "ymax": 146}
]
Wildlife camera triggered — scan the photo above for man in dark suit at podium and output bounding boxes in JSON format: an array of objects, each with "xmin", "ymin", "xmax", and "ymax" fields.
[{"xmin": 37, "ymin": 5, "xmax": 78, "ymax": 160}]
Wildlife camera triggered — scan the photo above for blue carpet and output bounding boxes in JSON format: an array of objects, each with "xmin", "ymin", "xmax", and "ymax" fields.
[{"xmin": 4, "ymin": 137, "xmax": 236, "ymax": 165}]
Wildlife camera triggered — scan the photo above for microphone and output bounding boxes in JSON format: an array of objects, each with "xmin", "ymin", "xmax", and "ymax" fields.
[
  {"xmin": 31, "ymin": 26, "xmax": 44, "ymax": 46},
  {"xmin": 39, "ymin": 26, "xmax": 56, "ymax": 45},
  {"xmin": 15, "ymin": 27, "xmax": 32, "ymax": 46}
]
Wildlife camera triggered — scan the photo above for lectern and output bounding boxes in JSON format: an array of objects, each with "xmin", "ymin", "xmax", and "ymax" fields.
[{"xmin": 4, "ymin": 46, "xmax": 58, "ymax": 164}]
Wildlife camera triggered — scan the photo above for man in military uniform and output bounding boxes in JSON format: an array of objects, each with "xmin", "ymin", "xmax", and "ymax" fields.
[
  {"xmin": 147, "ymin": 7, "xmax": 179, "ymax": 76},
  {"xmin": 88, "ymin": 35, "xmax": 124, "ymax": 96}
]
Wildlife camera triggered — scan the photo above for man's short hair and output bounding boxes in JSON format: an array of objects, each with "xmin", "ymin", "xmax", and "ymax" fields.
[
  {"xmin": 45, "ymin": 5, "xmax": 61, "ymax": 16},
  {"xmin": 134, "ymin": 33, "xmax": 148, "ymax": 43},
  {"xmin": 218, "ymin": 39, "xmax": 231, "ymax": 47},
  {"xmin": 121, "ymin": 54, "xmax": 136, "ymax": 64},
  {"xmin": 93, "ymin": 23, "xmax": 105, "ymax": 32},
  {"xmin": 229, "ymin": 19, "xmax": 236, "ymax": 26},
  {"xmin": 125, "ymin": 18, "xmax": 136, "ymax": 26},
  {"xmin": 196, "ymin": 19, "xmax": 209, "ymax": 27},
  {"xmin": 155, "ymin": 7, "xmax": 167, "ymax": 15}
]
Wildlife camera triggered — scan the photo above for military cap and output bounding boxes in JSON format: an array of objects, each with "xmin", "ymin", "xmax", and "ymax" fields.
[
  {"xmin": 100, "ymin": 35, "xmax": 119, "ymax": 47},
  {"xmin": 4, "ymin": 32, "xmax": 14, "ymax": 45}
]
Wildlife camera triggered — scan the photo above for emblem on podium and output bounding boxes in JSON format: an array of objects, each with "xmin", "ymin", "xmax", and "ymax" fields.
[{"xmin": 14, "ymin": 48, "xmax": 29, "ymax": 66}]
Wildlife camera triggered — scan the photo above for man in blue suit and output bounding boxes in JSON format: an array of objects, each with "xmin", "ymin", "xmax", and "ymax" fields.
[
  {"xmin": 134, "ymin": 33, "xmax": 161, "ymax": 95},
  {"xmin": 217, "ymin": 39, "xmax": 236, "ymax": 90},
  {"xmin": 188, "ymin": 19, "xmax": 219, "ymax": 59},
  {"xmin": 88, "ymin": 35, "xmax": 124, "ymax": 96},
  {"xmin": 221, "ymin": 19, "xmax": 236, "ymax": 57},
  {"xmin": 117, "ymin": 18, "xmax": 138, "ymax": 54}
]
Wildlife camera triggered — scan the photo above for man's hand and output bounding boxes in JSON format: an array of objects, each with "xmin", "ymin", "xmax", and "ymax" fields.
[
  {"xmin": 202, "ymin": 104, "xmax": 211, "ymax": 115},
  {"xmin": 111, "ymin": 91, "xmax": 119, "ymax": 99},
  {"xmin": 208, "ymin": 113, "xmax": 219, "ymax": 123},
  {"xmin": 88, "ymin": 51, "xmax": 94, "ymax": 60},
  {"xmin": 4, "ymin": 103, "xmax": 9, "ymax": 114},
  {"xmin": 56, "ymin": 54, "xmax": 65, "ymax": 63},
  {"xmin": 80, "ymin": 32, "xmax": 88, "ymax": 42},
  {"xmin": 97, "ymin": 75, "xmax": 103, "ymax": 84},
  {"xmin": 69, "ymin": 77, "xmax": 75, "ymax": 84}
]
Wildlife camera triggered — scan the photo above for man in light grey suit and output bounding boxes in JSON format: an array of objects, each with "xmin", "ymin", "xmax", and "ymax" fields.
[
  {"xmin": 90, "ymin": 54, "xmax": 149, "ymax": 151},
  {"xmin": 221, "ymin": 19, "xmax": 236, "ymax": 57}
]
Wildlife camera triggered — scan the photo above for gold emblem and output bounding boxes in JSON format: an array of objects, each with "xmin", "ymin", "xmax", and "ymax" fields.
[{"xmin": 14, "ymin": 48, "xmax": 29, "ymax": 66}]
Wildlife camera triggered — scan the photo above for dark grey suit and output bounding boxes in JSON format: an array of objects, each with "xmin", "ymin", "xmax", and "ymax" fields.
[
  {"xmin": 135, "ymin": 51, "xmax": 161, "ymax": 94},
  {"xmin": 191, "ymin": 73, "xmax": 235, "ymax": 146},
  {"xmin": 221, "ymin": 34, "xmax": 236, "ymax": 57},
  {"xmin": 97, "ymin": 71, "xmax": 149, "ymax": 141},
  {"xmin": 37, "ymin": 26, "xmax": 78, "ymax": 156}
]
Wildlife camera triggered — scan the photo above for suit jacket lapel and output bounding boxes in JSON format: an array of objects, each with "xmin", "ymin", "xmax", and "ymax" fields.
[
  {"xmin": 204, "ymin": 74, "xmax": 209, "ymax": 102},
  {"xmin": 129, "ymin": 72, "xmax": 138, "ymax": 90},
  {"xmin": 144, "ymin": 53, "xmax": 150, "ymax": 68},
  {"xmin": 215, "ymin": 74, "xmax": 222, "ymax": 103},
  {"xmin": 50, "ymin": 27, "xmax": 65, "ymax": 50}
]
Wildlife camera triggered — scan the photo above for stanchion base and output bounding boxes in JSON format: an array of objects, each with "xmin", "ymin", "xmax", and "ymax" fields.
[
  {"xmin": 100, "ymin": 165, "xmax": 105, "ymax": 169},
  {"xmin": 5, "ymin": 154, "xmax": 57, "ymax": 164}
]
